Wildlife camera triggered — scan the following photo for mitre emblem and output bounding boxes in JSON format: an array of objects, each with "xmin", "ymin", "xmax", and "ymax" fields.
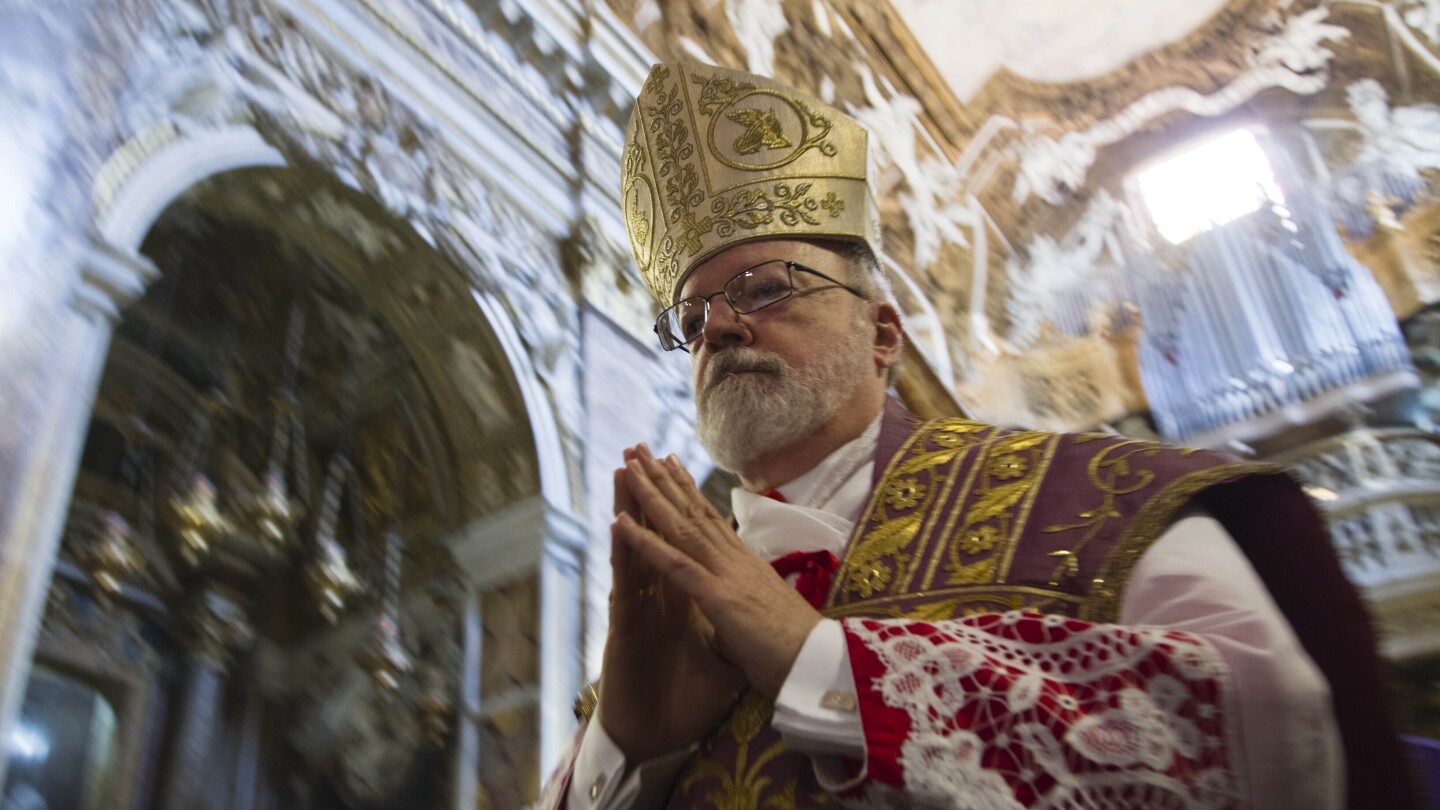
[{"xmin": 726, "ymin": 108, "xmax": 792, "ymax": 155}]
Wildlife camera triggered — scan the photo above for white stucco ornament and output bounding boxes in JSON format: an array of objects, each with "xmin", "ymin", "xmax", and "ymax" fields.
[
  {"xmin": 1006, "ymin": 191, "xmax": 1133, "ymax": 349},
  {"xmin": 1347, "ymin": 78, "xmax": 1440, "ymax": 182},
  {"xmin": 1012, "ymin": 132, "xmax": 1096, "ymax": 205},
  {"xmin": 1402, "ymin": 0, "xmax": 1440, "ymax": 45},
  {"xmin": 725, "ymin": 0, "xmax": 788, "ymax": 77},
  {"xmin": 846, "ymin": 64, "xmax": 975, "ymax": 269},
  {"xmin": 1252, "ymin": 7, "xmax": 1350, "ymax": 74},
  {"xmin": 892, "ymin": 0, "xmax": 1229, "ymax": 102}
]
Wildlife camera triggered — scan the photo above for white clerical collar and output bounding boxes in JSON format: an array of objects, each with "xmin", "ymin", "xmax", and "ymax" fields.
[
  {"xmin": 729, "ymin": 413, "xmax": 883, "ymax": 558},
  {"xmin": 735, "ymin": 412, "xmax": 883, "ymax": 513}
]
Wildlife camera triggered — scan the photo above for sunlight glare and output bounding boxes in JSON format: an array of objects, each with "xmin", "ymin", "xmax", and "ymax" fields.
[{"xmin": 1138, "ymin": 129, "xmax": 1285, "ymax": 245}]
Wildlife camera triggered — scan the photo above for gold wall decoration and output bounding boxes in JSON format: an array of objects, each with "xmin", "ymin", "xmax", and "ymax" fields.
[
  {"xmin": 86, "ymin": 511, "xmax": 144, "ymax": 603},
  {"xmin": 168, "ymin": 473, "xmax": 231, "ymax": 567}
]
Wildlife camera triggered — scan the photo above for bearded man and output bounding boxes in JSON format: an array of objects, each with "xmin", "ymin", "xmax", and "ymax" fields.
[{"xmin": 536, "ymin": 62, "xmax": 1416, "ymax": 810}]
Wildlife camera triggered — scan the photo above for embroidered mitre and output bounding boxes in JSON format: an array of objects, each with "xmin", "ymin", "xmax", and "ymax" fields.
[{"xmin": 622, "ymin": 62, "xmax": 881, "ymax": 304}]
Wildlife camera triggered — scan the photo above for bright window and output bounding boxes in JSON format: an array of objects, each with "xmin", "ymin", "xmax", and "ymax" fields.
[{"xmin": 1137, "ymin": 128, "xmax": 1286, "ymax": 245}]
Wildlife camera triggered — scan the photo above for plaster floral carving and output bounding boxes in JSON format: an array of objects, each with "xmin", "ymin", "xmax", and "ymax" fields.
[
  {"xmin": 375, "ymin": 0, "xmax": 571, "ymax": 160},
  {"xmin": 847, "ymin": 64, "xmax": 976, "ymax": 269},
  {"xmin": 81, "ymin": 0, "xmax": 602, "ymax": 533},
  {"xmin": 1006, "ymin": 191, "xmax": 1133, "ymax": 349},
  {"xmin": 1347, "ymin": 79, "xmax": 1440, "ymax": 183},
  {"xmin": 206, "ymin": 0, "xmax": 570, "ymax": 279},
  {"xmin": 725, "ymin": 0, "xmax": 788, "ymax": 77},
  {"xmin": 1320, "ymin": 78, "xmax": 1440, "ymax": 232},
  {"xmin": 488, "ymin": 247, "xmax": 585, "ymax": 508},
  {"xmin": 119, "ymin": 1, "xmax": 243, "ymax": 134},
  {"xmin": 1402, "ymin": 0, "xmax": 1440, "ymax": 46},
  {"xmin": 1252, "ymin": 7, "xmax": 1349, "ymax": 74},
  {"xmin": 1012, "ymin": 131, "xmax": 1098, "ymax": 206}
]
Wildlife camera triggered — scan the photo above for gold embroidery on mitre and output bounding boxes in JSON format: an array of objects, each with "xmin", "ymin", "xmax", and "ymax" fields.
[
  {"xmin": 726, "ymin": 108, "xmax": 791, "ymax": 154},
  {"xmin": 621, "ymin": 62, "xmax": 880, "ymax": 304}
]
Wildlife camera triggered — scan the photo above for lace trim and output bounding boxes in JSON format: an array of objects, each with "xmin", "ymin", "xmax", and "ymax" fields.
[{"xmin": 843, "ymin": 611, "xmax": 1241, "ymax": 810}]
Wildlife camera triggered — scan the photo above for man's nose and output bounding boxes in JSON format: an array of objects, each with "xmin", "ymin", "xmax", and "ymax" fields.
[{"xmin": 699, "ymin": 296, "xmax": 752, "ymax": 348}]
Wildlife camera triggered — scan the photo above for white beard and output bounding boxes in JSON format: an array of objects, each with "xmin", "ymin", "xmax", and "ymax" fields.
[{"xmin": 696, "ymin": 323, "xmax": 873, "ymax": 473}]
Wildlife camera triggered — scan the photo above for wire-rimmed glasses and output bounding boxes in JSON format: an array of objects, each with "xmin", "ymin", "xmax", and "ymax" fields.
[{"xmin": 653, "ymin": 260, "xmax": 865, "ymax": 352}]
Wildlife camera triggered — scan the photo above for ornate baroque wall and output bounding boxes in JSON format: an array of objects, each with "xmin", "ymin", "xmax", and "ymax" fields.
[{"xmin": 7, "ymin": 0, "xmax": 1440, "ymax": 803}]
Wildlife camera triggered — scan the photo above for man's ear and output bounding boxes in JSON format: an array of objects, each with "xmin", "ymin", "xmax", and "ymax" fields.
[{"xmin": 871, "ymin": 301, "xmax": 905, "ymax": 371}]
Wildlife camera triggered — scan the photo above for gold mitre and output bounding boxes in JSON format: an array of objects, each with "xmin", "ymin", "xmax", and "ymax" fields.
[{"xmin": 622, "ymin": 62, "xmax": 880, "ymax": 304}]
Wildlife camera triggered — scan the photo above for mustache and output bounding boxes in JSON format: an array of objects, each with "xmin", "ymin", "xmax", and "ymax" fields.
[{"xmin": 702, "ymin": 348, "xmax": 787, "ymax": 392}]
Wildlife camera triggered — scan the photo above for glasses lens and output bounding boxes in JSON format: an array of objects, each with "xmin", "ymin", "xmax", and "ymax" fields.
[
  {"xmin": 727, "ymin": 261, "xmax": 792, "ymax": 314},
  {"xmin": 656, "ymin": 298, "xmax": 706, "ymax": 350},
  {"xmin": 676, "ymin": 299, "xmax": 707, "ymax": 342}
]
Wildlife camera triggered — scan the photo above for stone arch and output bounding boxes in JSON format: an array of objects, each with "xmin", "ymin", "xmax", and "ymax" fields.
[
  {"xmin": 91, "ymin": 122, "xmax": 571, "ymax": 513},
  {"xmin": 45, "ymin": 138, "xmax": 576, "ymax": 806},
  {"xmin": 96, "ymin": 125, "xmax": 286, "ymax": 251}
]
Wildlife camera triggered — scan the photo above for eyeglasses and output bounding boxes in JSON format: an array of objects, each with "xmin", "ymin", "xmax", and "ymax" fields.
[{"xmin": 654, "ymin": 260, "xmax": 866, "ymax": 352}]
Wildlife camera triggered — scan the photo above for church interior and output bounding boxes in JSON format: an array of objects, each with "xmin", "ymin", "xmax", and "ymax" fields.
[{"xmin": 1, "ymin": 0, "xmax": 1439, "ymax": 807}]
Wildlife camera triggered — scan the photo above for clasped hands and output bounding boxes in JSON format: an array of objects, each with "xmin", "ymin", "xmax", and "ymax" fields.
[{"xmin": 597, "ymin": 443, "xmax": 823, "ymax": 762}]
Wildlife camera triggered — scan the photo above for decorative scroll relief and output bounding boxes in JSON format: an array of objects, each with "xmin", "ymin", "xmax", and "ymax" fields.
[
  {"xmin": 362, "ymin": 0, "xmax": 573, "ymax": 162},
  {"xmin": 1329, "ymin": 502, "xmax": 1440, "ymax": 588},
  {"xmin": 572, "ymin": 214, "xmax": 658, "ymax": 345},
  {"xmin": 847, "ymin": 64, "xmax": 977, "ymax": 270},
  {"xmin": 197, "ymin": 0, "xmax": 572, "ymax": 268},
  {"xmin": 182, "ymin": 0, "xmax": 586, "ymax": 488},
  {"xmin": 1284, "ymin": 429, "xmax": 1440, "ymax": 494},
  {"xmin": 1290, "ymin": 449, "xmax": 1362, "ymax": 494},
  {"xmin": 1317, "ymin": 78, "xmax": 1440, "ymax": 235},
  {"xmin": 1382, "ymin": 434, "xmax": 1440, "ymax": 480},
  {"xmin": 725, "ymin": 0, "xmax": 789, "ymax": 77},
  {"xmin": 486, "ymin": 251, "xmax": 583, "ymax": 491},
  {"xmin": 1011, "ymin": 7, "xmax": 1350, "ymax": 205},
  {"xmin": 210, "ymin": 0, "xmax": 435, "ymax": 214},
  {"xmin": 1006, "ymin": 191, "xmax": 1135, "ymax": 350},
  {"xmin": 1402, "ymin": 0, "xmax": 1440, "ymax": 46},
  {"xmin": 90, "ymin": 0, "xmax": 253, "ymax": 223},
  {"xmin": 204, "ymin": 0, "xmax": 571, "ymax": 294},
  {"xmin": 1278, "ymin": 429, "xmax": 1440, "ymax": 587},
  {"xmin": 1345, "ymin": 79, "xmax": 1440, "ymax": 183}
]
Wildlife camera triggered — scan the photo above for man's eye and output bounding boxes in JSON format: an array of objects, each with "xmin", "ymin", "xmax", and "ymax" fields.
[
  {"xmin": 680, "ymin": 313, "xmax": 705, "ymax": 338},
  {"xmin": 750, "ymin": 279, "xmax": 785, "ymax": 301}
]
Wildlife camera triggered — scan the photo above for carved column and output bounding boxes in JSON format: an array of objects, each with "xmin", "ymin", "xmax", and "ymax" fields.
[
  {"xmin": 538, "ymin": 510, "xmax": 585, "ymax": 777},
  {"xmin": 158, "ymin": 589, "xmax": 254, "ymax": 810},
  {"xmin": 451, "ymin": 590, "xmax": 482, "ymax": 810},
  {"xmin": 445, "ymin": 495, "xmax": 587, "ymax": 799},
  {"xmin": 0, "ymin": 235, "xmax": 158, "ymax": 787}
]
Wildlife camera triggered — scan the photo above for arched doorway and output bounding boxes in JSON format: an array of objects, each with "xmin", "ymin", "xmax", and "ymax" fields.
[{"xmin": 4, "ymin": 163, "xmax": 562, "ymax": 809}]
